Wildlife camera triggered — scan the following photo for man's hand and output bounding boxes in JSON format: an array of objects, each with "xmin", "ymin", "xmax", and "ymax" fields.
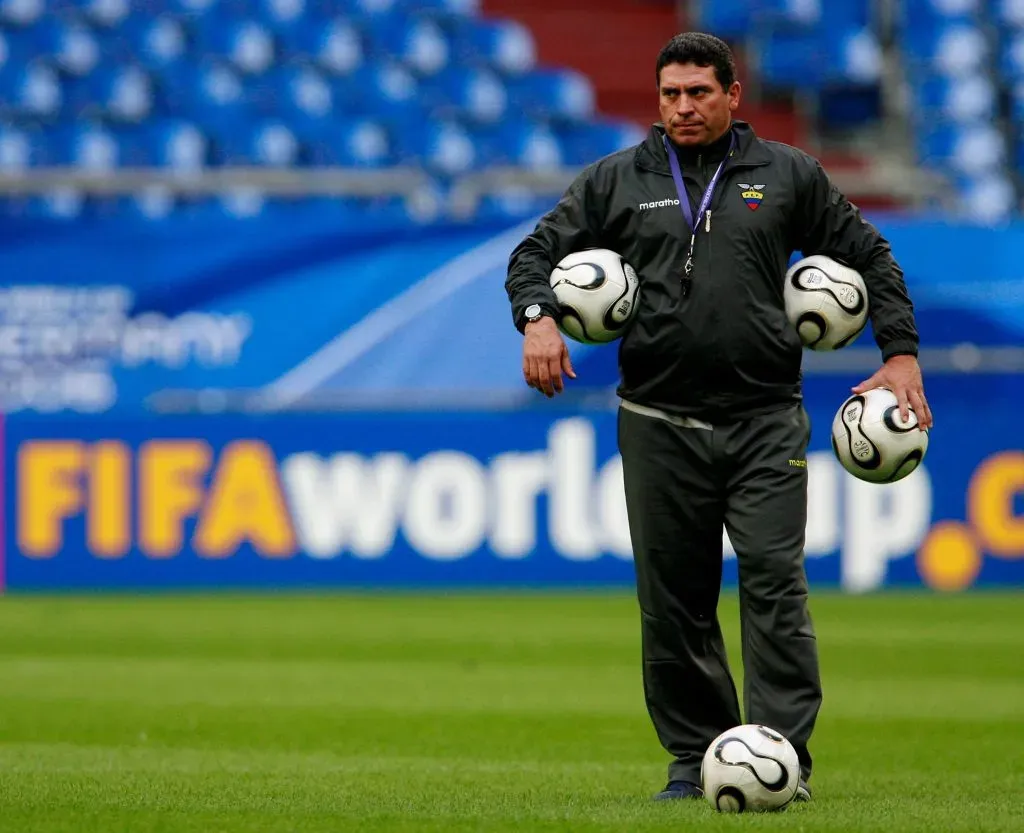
[
  {"xmin": 852, "ymin": 354, "xmax": 933, "ymax": 429},
  {"xmin": 523, "ymin": 316, "xmax": 575, "ymax": 397}
]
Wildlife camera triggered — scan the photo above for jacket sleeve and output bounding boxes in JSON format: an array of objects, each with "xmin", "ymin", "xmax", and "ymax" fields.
[
  {"xmin": 505, "ymin": 166, "xmax": 604, "ymax": 333},
  {"xmin": 796, "ymin": 157, "xmax": 920, "ymax": 360}
]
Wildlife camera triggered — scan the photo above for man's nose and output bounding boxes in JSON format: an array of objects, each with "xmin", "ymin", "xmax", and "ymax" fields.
[{"xmin": 676, "ymin": 95, "xmax": 695, "ymax": 115}]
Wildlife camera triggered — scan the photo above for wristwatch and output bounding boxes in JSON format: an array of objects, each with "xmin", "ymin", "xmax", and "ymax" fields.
[{"xmin": 525, "ymin": 304, "xmax": 544, "ymax": 324}]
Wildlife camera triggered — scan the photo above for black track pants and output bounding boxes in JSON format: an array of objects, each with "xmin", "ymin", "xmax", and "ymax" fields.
[{"xmin": 618, "ymin": 402, "xmax": 822, "ymax": 785}]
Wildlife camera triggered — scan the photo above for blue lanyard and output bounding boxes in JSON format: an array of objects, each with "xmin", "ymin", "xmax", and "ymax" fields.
[{"xmin": 662, "ymin": 132, "xmax": 735, "ymax": 292}]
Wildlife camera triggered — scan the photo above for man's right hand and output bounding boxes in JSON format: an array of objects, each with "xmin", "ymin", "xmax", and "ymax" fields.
[{"xmin": 523, "ymin": 316, "xmax": 576, "ymax": 397}]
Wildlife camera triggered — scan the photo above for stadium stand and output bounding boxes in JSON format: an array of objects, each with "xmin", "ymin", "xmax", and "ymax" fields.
[{"xmin": 0, "ymin": 0, "xmax": 1012, "ymax": 221}]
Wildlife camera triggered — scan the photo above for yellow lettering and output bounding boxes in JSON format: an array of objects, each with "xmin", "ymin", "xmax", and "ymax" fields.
[
  {"xmin": 139, "ymin": 440, "xmax": 211, "ymax": 558},
  {"xmin": 88, "ymin": 442, "xmax": 131, "ymax": 559},
  {"xmin": 193, "ymin": 441, "xmax": 296, "ymax": 558},
  {"xmin": 17, "ymin": 441, "xmax": 86, "ymax": 558},
  {"xmin": 967, "ymin": 451, "xmax": 1024, "ymax": 558}
]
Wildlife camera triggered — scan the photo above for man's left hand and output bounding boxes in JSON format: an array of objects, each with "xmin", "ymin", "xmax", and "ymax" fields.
[{"xmin": 852, "ymin": 354, "xmax": 933, "ymax": 430}]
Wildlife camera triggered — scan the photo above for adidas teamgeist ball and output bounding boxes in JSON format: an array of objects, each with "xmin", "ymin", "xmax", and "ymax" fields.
[
  {"xmin": 701, "ymin": 724, "xmax": 801, "ymax": 813},
  {"xmin": 831, "ymin": 387, "xmax": 929, "ymax": 483},
  {"xmin": 549, "ymin": 248, "xmax": 640, "ymax": 344},
  {"xmin": 783, "ymin": 255, "xmax": 868, "ymax": 350}
]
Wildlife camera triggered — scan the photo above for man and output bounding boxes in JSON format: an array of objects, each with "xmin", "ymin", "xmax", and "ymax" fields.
[{"xmin": 504, "ymin": 32, "xmax": 932, "ymax": 801}]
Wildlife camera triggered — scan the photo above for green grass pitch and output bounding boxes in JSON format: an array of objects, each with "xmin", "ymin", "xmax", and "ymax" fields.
[{"xmin": 1, "ymin": 591, "xmax": 1022, "ymax": 832}]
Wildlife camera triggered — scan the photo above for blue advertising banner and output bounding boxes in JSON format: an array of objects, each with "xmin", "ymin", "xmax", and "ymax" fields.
[
  {"xmin": 2, "ymin": 212, "xmax": 1023, "ymax": 413},
  {"xmin": 3, "ymin": 373, "xmax": 1022, "ymax": 593}
]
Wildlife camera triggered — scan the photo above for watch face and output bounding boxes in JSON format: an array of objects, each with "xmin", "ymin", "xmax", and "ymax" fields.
[{"xmin": 525, "ymin": 304, "xmax": 542, "ymax": 319}]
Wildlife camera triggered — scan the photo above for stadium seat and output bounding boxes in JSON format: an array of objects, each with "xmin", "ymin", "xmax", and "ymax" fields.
[
  {"xmin": 960, "ymin": 174, "xmax": 1016, "ymax": 223},
  {"xmin": 301, "ymin": 117, "xmax": 393, "ymax": 167},
  {"xmin": 694, "ymin": 0, "xmax": 753, "ymax": 39},
  {"xmin": 337, "ymin": 61, "xmax": 421, "ymax": 120},
  {"xmin": 997, "ymin": 0, "xmax": 1024, "ymax": 27},
  {"xmin": 393, "ymin": 119, "xmax": 476, "ymax": 176},
  {"xmin": 0, "ymin": 60, "xmax": 63, "ymax": 120},
  {"xmin": 555, "ymin": 119, "xmax": 645, "ymax": 167},
  {"xmin": 0, "ymin": 123, "xmax": 32, "ymax": 169},
  {"xmin": 915, "ymin": 73, "xmax": 997, "ymax": 123},
  {"xmin": 902, "ymin": 23, "xmax": 989, "ymax": 76},
  {"xmin": 108, "ymin": 15, "xmax": 189, "ymax": 71},
  {"xmin": 999, "ymin": 33, "xmax": 1024, "ymax": 78},
  {"xmin": 214, "ymin": 120, "xmax": 301, "ymax": 166},
  {"xmin": 365, "ymin": 13, "xmax": 451, "ymax": 77},
  {"xmin": 451, "ymin": 18, "xmax": 535, "ymax": 77},
  {"xmin": 198, "ymin": 19, "xmax": 277, "ymax": 75},
  {"xmin": 506, "ymin": 69, "xmax": 594, "ymax": 122},
  {"xmin": 278, "ymin": 17, "xmax": 363, "ymax": 75},
  {"xmin": 0, "ymin": 0, "xmax": 45, "ymax": 26},
  {"xmin": 917, "ymin": 124, "xmax": 1007, "ymax": 177},
  {"xmin": 139, "ymin": 119, "xmax": 210, "ymax": 171},
  {"xmin": 421, "ymin": 66, "xmax": 508, "ymax": 124}
]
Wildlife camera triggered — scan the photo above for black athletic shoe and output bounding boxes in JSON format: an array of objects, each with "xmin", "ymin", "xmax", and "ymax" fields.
[
  {"xmin": 795, "ymin": 781, "xmax": 812, "ymax": 802},
  {"xmin": 653, "ymin": 780, "xmax": 703, "ymax": 801}
]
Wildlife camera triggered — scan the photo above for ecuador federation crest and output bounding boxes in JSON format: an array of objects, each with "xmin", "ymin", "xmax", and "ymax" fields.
[{"xmin": 739, "ymin": 183, "xmax": 765, "ymax": 211}]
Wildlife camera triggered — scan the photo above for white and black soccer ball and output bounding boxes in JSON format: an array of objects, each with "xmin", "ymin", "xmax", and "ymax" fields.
[
  {"xmin": 701, "ymin": 724, "xmax": 801, "ymax": 813},
  {"xmin": 784, "ymin": 255, "xmax": 868, "ymax": 350},
  {"xmin": 549, "ymin": 248, "xmax": 640, "ymax": 344},
  {"xmin": 831, "ymin": 387, "xmax": 929, "ymax": 484}
]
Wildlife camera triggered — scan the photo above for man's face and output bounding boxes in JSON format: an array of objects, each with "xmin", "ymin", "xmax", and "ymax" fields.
[{"xmin": 658, "ymin": 62, "xmax": 740, "ymax": 147}]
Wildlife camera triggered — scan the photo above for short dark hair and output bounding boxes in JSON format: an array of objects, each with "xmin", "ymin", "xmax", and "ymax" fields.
[{"xmin": 656, "ymin": 32, "xmax": 737, "ymax": 91}]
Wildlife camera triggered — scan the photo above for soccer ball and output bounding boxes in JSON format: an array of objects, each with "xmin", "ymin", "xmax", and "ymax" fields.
[
  {"xmin": 701, "ymin": 724, "xmax": 801, "ymax": 813},
  {"xmin": 549, "ymin": 248, "xmax": 640, "ymax": 344},
  {"xmin": 784, "ymin": 255, "xmax": 868, "ymax": 350},
  {"xmin": 831, "ymin": 387, "xmax": 929, "ymax": 484}
]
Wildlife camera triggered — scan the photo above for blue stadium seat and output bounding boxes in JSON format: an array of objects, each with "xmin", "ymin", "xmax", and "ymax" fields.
[
  {"xmin": 139, "ymin": 119, "xmax": 210, "ymax": 170},
  {"xmin": 108, "ymin": 15, "xmax": 189, "ymax": 71},
  {"xmin": 159, "ymin": 61, "xmax": 253, "ymax": 132},
  {"xmin": 960, "ymin": 174, "xmax": 1016, "ymax": 223},
  {"xmin": 76, "ymin": 0, "xmax": 132, "ymax": 28},
  {"xmin": 264, "ymin": 65, "xmax": 337, "ymax": 127},
  {"xmin": 902, "ymin": 23, "xmax": 988, "ymax": 76},
  {"xmin": 214, "ymin": 120, "xmax": 301, "ymax": 166},
  {"xmin": 27, "ymin": 188, "xmax": 87, "ymax": 220},
  {"xmin": 757, "ymin": 30, "xmax": 826, "ymax": 89},
  {"xmin": 451, "ymin": 18, "xmax": 536, "ymax": 76},
  {"xmin": 506, "ymin": 69, "xmax": 594, "ymax": 122},
  {"xmin": 0, "ymin": 60, "xmax": 63, "ymax": 120},
  {"xmin": 301, "ymin": 117, "xmax": 392, "ymax": 166},
  {"xmin": 198, "ymin": 19, "xmax": 277, "ymax": 75},
  {"xmin": 1009, "ymin": 80, "xmax": 1024, "ymax": 121},
  {"xmin": 0, "ymin": 123, "xmax": 34, "ymax": 169},
  {"xmin": 278, "ymin": 16, "xmax": 364, "ymax": 75},
  {"xmin": 53, "ymin": 122, "xmax": 125, "ymax": 170},
  {"xmin": 555, "ymin": 119, "xmax": 645, "ymax": 166},
  {"xmin": 999, "ymin": 33, "xmax": 1024, "ymax": 78},
  {"xmin": 695, "ymin": 0, "xmax": 753, "ymax": 39},
  {"xmin": 0, "ymin": 0, "xmax": 45, "ymax": 26},
  {"xmin": 400, "ymin": 0, "xmax": 477, "ymax": 21},
  {"xmin": 916, "ymin": 123, "xmax": 1006, "ymax": 177},
  {"xmin": 474, "ymin": 120, "xmax": 563, "ymax": 169},
  {"xmin": 39, "ymin": 20, "xmax": 102, "ymax": 78},
  {"xmin": 337, "ymin": 61, "xmax": 422, "ymax": 119},
  {"xmin": 365, "ymin": 13, "xmax": 451, "ymax": 77},
  {"xmin": 422, "ymin": 66, "xmax": 508, "ymax": 124},
  {"xmin": 826, "ymin": 28, "xmax": 883, "ymax": 84},
  {"xmin": 915, "ymin": 73, "xmax": 997, "ymax": 123},
  {"xmin": 88, "ymin": 64, "xmax": 155, "ymax": 123},
  {"xmin": 394, "ymin": 119, "xmax": 476, "ymax": 176},
  {"xmin": 997, "ymin": 0, "xmax": 1024, "ymax": 28}
]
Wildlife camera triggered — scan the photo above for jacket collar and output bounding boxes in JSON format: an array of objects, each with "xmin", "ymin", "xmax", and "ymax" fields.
[{"xmin": 635, "ymin": 120, "xmax": 773, "ymax": 175}]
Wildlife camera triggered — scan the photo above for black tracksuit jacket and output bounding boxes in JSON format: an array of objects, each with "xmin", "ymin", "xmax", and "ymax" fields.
[{"xmin": 505, "ymin": 120, "xmax": 920, "ymax": 421}]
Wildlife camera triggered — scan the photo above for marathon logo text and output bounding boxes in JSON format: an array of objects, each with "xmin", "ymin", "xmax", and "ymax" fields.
[{"xmin": 638, "ymin": 199, "xmax": 681, "ymax": 211}]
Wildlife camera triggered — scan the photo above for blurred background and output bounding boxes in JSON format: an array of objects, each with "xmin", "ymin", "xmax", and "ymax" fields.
[{"xmin": 1, "ymin": 0, "xmax": 1022, "ymax": 594}]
